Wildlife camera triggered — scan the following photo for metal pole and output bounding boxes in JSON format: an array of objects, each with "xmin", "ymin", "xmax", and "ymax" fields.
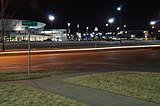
[
  {"xmin": 28, "ymin": 28, "xmax": 30, "ymax": 79},
  {"xmin": 1, "ymin": 0, "xmax": 5, "ymax": 52},
  {"xmin": 119, "ymin": 9, "xmax": 122, "ymax": 45}
]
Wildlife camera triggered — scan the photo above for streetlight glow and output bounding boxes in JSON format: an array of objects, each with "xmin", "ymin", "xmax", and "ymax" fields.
[
  {"xmin": 150, "ymin": 21, "xmax": 156, "ymax": 25},
  {"xmin": 49, "ymin": 15, "xmax": 55, "ymax": 21},
  {"xmin": 106, "ymin": 24, "xmax": 109, "ymax": 26},
  {"xmin": 117, "ymin": 5, "xmax": 122, "ymax": 11},
  {"xmin": 77, "ymin": 24, "xmax": 80, "ymax": 28},
  {"xmin": 86, "ymin": 27, "xmax": 89, "ymax": 30},
  {"xmin": 117, "ymin": 7, "xmax": 121, "ymax": 11},
  {"xmin": 94, "ymin": 27, "xmax": 98, "ymax": 32},
  {"xmin": 108, "ymin": 18, "xmax": 114, "ymax": 24},
  {"xmin": 68, "ymin": 22, "xmax": 71, "ymax": 27}
]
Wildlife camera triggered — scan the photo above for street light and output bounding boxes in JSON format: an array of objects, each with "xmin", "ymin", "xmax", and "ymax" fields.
[
  {"xmin": 108, "ymin": 18, "xmax": 114, "ymax": 24},
  {"xmin": 68, "ymin": 22, "xmax": 71, "ymax": 27},
  {"xmin": 48, "ymin": 15, "xmax": 55, "ymax": 28},
  {"xmin": 117, "ymin": 27, "xmax": 120, "ymax": 30},
  {"xmin": 49, "ymin": 15, "xmax": 55, "ymax": 22},
  {"xmin": 117, "ymin": 7, "xmax": 121, "ymax": 11},
  {"xmin": 86, "ymin": 27, "xmax": 89, "ymax": 30},
  {"xmin": 77, "ymin": 24, "xmax": 80, "ymax": 33},
  {"xmin": 106, "ymin": 24, "xmax": 109, "ymax": 27},
  {"xmin": 150, "ymin": 21, "xmax": 156, "ymax": 26},
  {"xmin": 105, "ymin": 24, "xmax": 109, "ymax": 36},
  {"xmin": 117, "ymin": 5, "xmax": 123, "ymax": 38},
  {"xmin": 48, "ymin": 15, "xmax": 55, "ymax": 41},
  {"xmin": 67, "ymin": 22, "xmax": 71, "ymax": 41},
  {"xmin": 86, "ymin": 27, "xmax": 89, "ymax": 34},
  {"xmin": 117, "ymin": 5, "xmax": 123, "ymax": 11},
  {"xmin": 108, "ymin": 18, "xmax": 115, "ymax": 39},
  {"xmin": 67, "ymin": 22, "xmax": 71, "ymax": 34},
  {"xmin": 150, "ymin": 21, "xmax": 157, "ymax": 36}
]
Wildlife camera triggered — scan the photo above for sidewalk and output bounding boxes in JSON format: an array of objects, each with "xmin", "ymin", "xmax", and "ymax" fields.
[{"xmin": 1, "ymin": 72, "xmax": 160, "ymax": 106}]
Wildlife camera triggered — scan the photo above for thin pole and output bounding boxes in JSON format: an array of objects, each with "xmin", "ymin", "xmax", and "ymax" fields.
[
  {"xmin": 28, "ymin": 28, "xmax": 30, "ymax": 79},
  {"xmin": 119, "ymin": 9, "xmax": 122, "ymax": 45}
]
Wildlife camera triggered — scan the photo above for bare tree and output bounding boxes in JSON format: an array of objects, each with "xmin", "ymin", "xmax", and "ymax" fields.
[
  {"xmin": 0, "ymin": 0, "xmax": 5, "ymax": 51},
  {"xmin": 0, "ymin": 0, "xmax": 18, "ymax": 52}
]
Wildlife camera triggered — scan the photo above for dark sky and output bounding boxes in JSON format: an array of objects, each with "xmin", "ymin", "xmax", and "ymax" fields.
[{"xmin": 4, "ymin": 0, "xmax": 160, "ymax": 33}]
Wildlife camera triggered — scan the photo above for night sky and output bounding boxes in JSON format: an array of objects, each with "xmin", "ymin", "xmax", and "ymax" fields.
[{"xmin": 4, "ymin": 0, "xmax": 160, "ymax": 33}]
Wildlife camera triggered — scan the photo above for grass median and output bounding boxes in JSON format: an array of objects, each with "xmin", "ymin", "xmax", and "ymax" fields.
[
  {"xmin": 65, "ymin": 72, "xmax": 160, "ymax": 104},
  {"xmin": 0, "ymin": 85, "xmax": 88, "ymax": 106}
]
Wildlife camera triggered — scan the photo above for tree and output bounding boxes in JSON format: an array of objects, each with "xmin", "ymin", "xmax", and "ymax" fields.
[{"xmin": 0, "ymin": 0, "xmax": 18, "ymax": 52}]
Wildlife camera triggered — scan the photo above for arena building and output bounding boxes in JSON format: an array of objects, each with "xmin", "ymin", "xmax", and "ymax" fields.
[{"xmin": 0, "ymin": 19, "xmax": 67, "ymax": 41}]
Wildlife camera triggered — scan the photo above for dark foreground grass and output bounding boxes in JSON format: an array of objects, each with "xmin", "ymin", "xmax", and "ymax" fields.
[
  {"xmin": 0, "ymin": 70, "xmax": 69, "ymax": 81},
  {"xmin": 65, "ymin": 72, "xmax": 160, "ymax": 104},
  {"xmin": 0, "ymin": 85, "xmax": 88, "ymax": 106}
]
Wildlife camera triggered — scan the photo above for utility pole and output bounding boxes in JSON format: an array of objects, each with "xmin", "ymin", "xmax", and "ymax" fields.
[{"xmin": 1, "ymin": 0, "xmax": 5, "ymax": 52}]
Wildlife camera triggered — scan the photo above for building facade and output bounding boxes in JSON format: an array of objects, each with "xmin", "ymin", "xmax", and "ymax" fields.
[{"xmin": 0, "ymin": 19, "xmax": 67, "ymax": 41}]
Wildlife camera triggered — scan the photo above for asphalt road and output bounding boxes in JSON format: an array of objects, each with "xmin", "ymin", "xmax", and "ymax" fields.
[{"xmin": 0, "ymin": 48, "xmax": 160, "ymax": 72}]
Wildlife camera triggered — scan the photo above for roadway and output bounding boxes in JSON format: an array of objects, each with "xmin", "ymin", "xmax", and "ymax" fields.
[{"xmin": 0, "ymin": 48, "xmax": 160, "ymax": 73}]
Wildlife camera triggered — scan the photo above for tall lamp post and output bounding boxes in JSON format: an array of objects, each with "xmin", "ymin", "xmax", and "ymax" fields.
[
  {"xmin": 49, "ymin": 15, "xmax": 55, "ymax": 27},
  {"xmin": 86, "ymin": 27, "xmax": 89, "ymax": 33},
  {"xmin": 150, "ymin": 21, "xmax": 156, "ymax": 36},
  {"xmin": 67, "ymin": 22, "xmax": 71, "ymax": 34},
  {"xmin": 67, "ymin": 22, "xmax": 71, "ymax": 40},
  {"xmin": 86, "ymin": 27, "xmax": 89, "ymax": 40},
  {"xmin": 105, "ymin": 23, "xmax": 109, "ymax": 36},
  {"xmin": 117, "ymin": 5, "xmax": 123, "ymax": 38},
  {"xmin": 108, "ymin": 18, "xmax": 115, "ymax": 37},
  {"xmin": 48, "ymin": 15, "xmax": 55, "ymax": 41}
]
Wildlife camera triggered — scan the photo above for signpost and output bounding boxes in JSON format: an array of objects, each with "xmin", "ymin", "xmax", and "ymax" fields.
[{"xmin": 22, "ymin": 20, "xmax": 37, "ymax": 79}]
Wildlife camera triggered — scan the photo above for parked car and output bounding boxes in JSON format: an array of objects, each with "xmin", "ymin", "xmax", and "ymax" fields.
[{"xmin": 43, "ymin": 39, "xmax": 52, "ymax": 41}]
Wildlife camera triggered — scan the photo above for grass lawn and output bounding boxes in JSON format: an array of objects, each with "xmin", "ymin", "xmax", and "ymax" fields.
[
  {"xmin": 0, "ymin": 70, "xmax": 69, "ymax": 82},
  {"xmin": 65, "ymin": 72, "xmax": 160, "ymax": 104},
  {"xmin": 0, "ymin": 85, "xmax": 88, "ymax": 106}
]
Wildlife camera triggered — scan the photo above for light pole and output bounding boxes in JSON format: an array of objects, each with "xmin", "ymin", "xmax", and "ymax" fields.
[
  {"xmin": 108, "ymin": 18, "xmax": 115, "ymax": 37},
  {"xmin": 1, "ymin": 0, "xmax": 5, "ymax": 52},
  {"xmin": 86, "ymin": 27, "xmax": 89, "ymax": 34},
  {"xmin": 77, "ymin": 23, "xmax": 80, "ymax": 40},
  {"xmin": 67, "ymin": 22, "xmax": 71, "ymax": 33},
  {"xmin": 94, "ymin": 27, "xmax": 99, "ymax": 47},
  {"xmin": 106, "ymin": 24, "xmax": 109, "ymax": 27},
  {"xmin": 86, "ymin": 27, "xmax": 89, "ymax": 41},
  {"xmin": 105, "ymin": 24, "xmax": 109, "ymax": 36},
  {"xmin": 67, "ymin": 22, "xmax": 71, "ymax": 40},
  {"xmin": 117, "ymin": 5, "xmax": 122, "ymax": 35},
  {"xmin": 49, "ymin": 15, "xmax": 55, "ymax": 28},
  {"xmin": 150, "ymin": 21, "xmax": 156, "ymax": 26},
  {"xmin": 150, "ymin": 21, "xmax": 156, "ymax": 36},
  {"xmin": 48, "ymin": 15, "xmax": 55, "ymax": 41},
  {"xmin": 77, "ymin": 24, "xmax": 80, "ymax": 33}
]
